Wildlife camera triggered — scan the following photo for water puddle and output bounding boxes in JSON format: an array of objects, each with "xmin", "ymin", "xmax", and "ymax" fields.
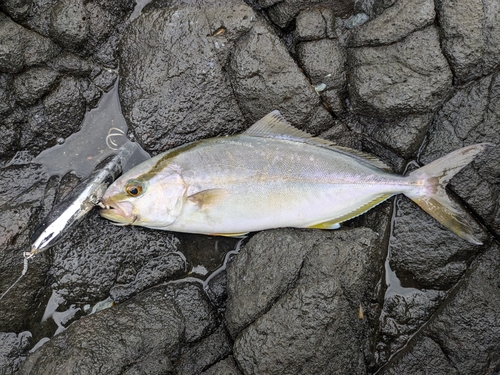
[
  {"xmin": 130, "ymin": 0, "xmax": 153, "ymax": 21},
  {"xmin": 384, "ymin": 196, "xmax": 420, "ymax": 298},
  {"xmin": 33, "ymin": 80, "xmax": 148, "ymax": 179}
]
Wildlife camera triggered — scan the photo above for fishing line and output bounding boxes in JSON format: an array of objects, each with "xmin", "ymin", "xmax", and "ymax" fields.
[{"xmin": 0, "ymin": 254, "xmax": 31, "ymax": 302}]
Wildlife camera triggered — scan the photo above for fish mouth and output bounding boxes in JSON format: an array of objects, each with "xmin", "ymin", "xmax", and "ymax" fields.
[{"xmin": 99, "ymin": 200, "xmax": 137, "ymax": 225}]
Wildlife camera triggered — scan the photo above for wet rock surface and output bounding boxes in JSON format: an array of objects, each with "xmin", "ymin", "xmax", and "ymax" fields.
[
  {"xmin": 230, "ymin": 228, "xmax": 383, "ymax": 374},
  {"xmin": 1, "ymin": 0, "xmax": 500, "ymax": 374}
]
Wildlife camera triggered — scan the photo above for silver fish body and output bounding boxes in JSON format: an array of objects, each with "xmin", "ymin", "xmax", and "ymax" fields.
[{"xmin": 100, "ymin": 111, "xmax": 490, "ymax": 244}]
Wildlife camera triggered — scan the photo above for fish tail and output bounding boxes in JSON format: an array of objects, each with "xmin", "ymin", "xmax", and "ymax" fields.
[{"xmin": 405, "ymin": 143, "xmax": 493, "ymax": 245}]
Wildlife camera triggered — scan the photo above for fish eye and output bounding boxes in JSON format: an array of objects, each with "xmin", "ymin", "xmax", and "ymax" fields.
[{"xmin": 125, "ymin": 183, "xmax": 143, "ymax": 197}]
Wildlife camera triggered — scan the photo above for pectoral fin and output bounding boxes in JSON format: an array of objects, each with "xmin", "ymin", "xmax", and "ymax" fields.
[{"xmin": 188, "ymin": 189, "xmax": 229, "ymax": 209}]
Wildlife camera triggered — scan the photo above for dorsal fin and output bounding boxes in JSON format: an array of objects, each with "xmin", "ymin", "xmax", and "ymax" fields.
[
  {"xmin": 244, "ymin": 110, "xmax": 313, "ymax": 141},
  {"xmin": 244, "ymin": 111, "xmax": 392, "ymax": 172}
]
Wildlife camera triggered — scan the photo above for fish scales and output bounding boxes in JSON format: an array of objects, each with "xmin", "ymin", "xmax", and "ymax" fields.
[{"xmin": 100, "ymin": 111, "xmax": 491, "ymax": 244}]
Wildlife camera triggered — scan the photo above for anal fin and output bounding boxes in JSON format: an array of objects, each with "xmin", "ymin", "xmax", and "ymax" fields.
[
  {"xmin": 308, "ymin": 221, "xmax": 341, "ymax": 230},
  {"xmin": 209, "ymin": 232, "xmax": 248, "ymax": 238},
  {"xmin": 308, "ymin": 194, "xmax": 393, "ymax": 229}
]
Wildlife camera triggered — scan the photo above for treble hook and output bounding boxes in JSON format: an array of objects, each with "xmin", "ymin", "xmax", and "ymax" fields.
[{"xmin": 105, "ymin": 127, "xmax": 126, "ymax": 150}]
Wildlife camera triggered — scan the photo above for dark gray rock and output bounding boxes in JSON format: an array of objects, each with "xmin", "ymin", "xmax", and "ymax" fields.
[
  {"xmin": 234, "ymin": 282, "xmax": 360, "ymax": 375},
  {"xmin": 389, "ymin": 196, "xmax": 483, "ymax": 290},
  {"xmin": 380, "ymin": 243, "xmax": 500, "ymax": 374},
  {"xmin": 259, "ymin": 0, "xmax": 355, "ymax": 28},
  {"xmin": 204, "ymin": 268, "xmax": 229, "ymax": 309},
  {"xmin": 377, "ymin": 290, "xmax": 446, "ymax": 363},
  {"xmin": 0, "ymin": 0, "xmax": 32, "ymax": 21},
  {"xmin": 296, "ymin": 38, "xmax": 347, "ymax": 117},
  {"xmin": 0, "ymin": 162, "xmax": 53, "ymax": 332},
  {"xmin": 13, "ymin": 67, "xmax": 60, "ymax": 105},
  {"xmin": 0, "ymin": 332, "xmax": 31, "ymax": 375},
  {"xmin": 19, "ymin": 284, "xmax": 186, "ymax": 375},
  {"xmin": 382, "ymin": 335, "xmax": 461, "ymax": 375},
  {"xmin": 49, "ymin": 0, "xmax": 89, "ymax": 51},
  {"xmin": 296, "ymin": 38, "xmax": 346, "ymax": 91},
  {"xmin": 3, "ymin": 0, "xmax": 134, "ymax": 64},
  {"xmin": 49, "ymin": 210, "xmax": 186, "ymax": 304},
  {"xmin": 0, "ymin": 74, "xmax": 14, "ymax": 117},
  {"xmin": 348, "ymin": 26, "xmax": 453, "ymax": 119},
  {"xmin": 295, "ymin": 8, "xmax": 336, "ymax": 41},
  {"xmin": 229, "ymin": 22, "xmax": 329, "ymax": 134},
  {"xmin": 161, "ymin": 282, "xmax": 219, "ymax": 344},
  {"xmin": 225, "ymin": 229, "xmax": 319, "ymax": 336},
  {"xmin": 230, "ymin": 228, "xmax": 385, "ymax": 374},
  {"xmin": 420, "ymin": 72, "xmax": 500, "ymax": 236},
  {"xmin": 176, "ymin": 325, "xmax": 233, "ymax": 375},
  {"xmin": 348, "ymin": 0, "xmax": 435, "ymax": 47},
  {"xmin": 0, "ymin": 12, "xmax": 60, "ymax": 74},
  {"xmin": 119, "ymin": 0, "xmax": 253, "ymax": 154},
  {"xmin": 437, "ymin": 0, "xmax": 500, "ymax": 83},
  {"xmin": 201, "ymin": 356, "xmax": 242, "ymax": 375},
  {"xmin": 358, "ymin": 112, "xmax": 433, "ymax": 158},
  {"xmin": 47, "ymin": 51, "xmax": 93, "ymax": 75},
  {"xmin": 42, "ymin": 76, "xmax": 86, "ymax": 140}
]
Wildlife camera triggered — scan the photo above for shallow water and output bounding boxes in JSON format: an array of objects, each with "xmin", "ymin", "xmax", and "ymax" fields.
[
  {"xmin": 385, "ymin": 196, "xmax": 420, "ymax": 297},
  {"xmin": 33, "ymin": 80, "xmax": 140, "ymax": 179}
]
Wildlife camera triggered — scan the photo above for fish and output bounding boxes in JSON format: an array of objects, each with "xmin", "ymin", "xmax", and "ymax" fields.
[{"xmin": 100, "ymin": 111, "xmax": 491, "ymax": 245}]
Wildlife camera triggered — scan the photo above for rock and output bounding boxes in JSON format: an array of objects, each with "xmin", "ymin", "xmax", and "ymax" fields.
[
  {"xmin": 0, "ymin": 12, "xmax": 60, "ymax": 74},
  {"xmin": 348, "ymin": 0, "xmax": 435, "ymax": 46},
  {"xmin": 49, "ymin": 0, "xmax": 89, "ymax": 52},
  {"xmin": 389, "ymin": 196, "xmax": 483, "ymax": 290},
  {"xmin": 225, "ymin": 229, "xmax": 320, "ymax": 336},
  {"xmin": 119, "ymin": 0, "xmax": 253, "ymax": 153},
  {"xmin": 176, "ymin": 325, "xmax": 233, "ymax": 375},
  {"xmin": 229, "ymin": 22, "xmax": 328, "ymax": 134},
  {"xmin": 377, "ymin": 290, "xmax": 446, "ymax": 363},
  {"xmin": 49, "ymin": 210, "xmax": 186, "ymax": 304},
  {"xmin": 0, "ymin": 74, "xmax": 14, "ymax": 117},
  {"xmin": 296, "ymin": 38, "xmax": 347, "ymax": 92},
  {"xmin": 348, "ymin": 26, "xmax": 453, "ymax": 119},
  {"xmin": 230, "ymin": 228, "xmax": 385, "ymax": 374},
  {"xmin": 437, "ymin": 0, "xmax": 500, "ymax": 83},
  {"xmin": 420, "ymin": 72, "xmax": 500, "ymax": 236},
  {"xmin": 204, "ymin": 268, "xmax": 229, "ymax": 309},
  {"xmin": 380, "ymin": 243, "xmax": 500, "ymax": 374},
  {"xmin": 234, "ymin": 280, "xmax": 364, "ymax": 375},
  {"xmin": 296, "ymin": 37, "xmax": 347, "ymax": 117},
  {"xmin": 201, "ymin": 355, "xmax": 242, "ymax": 375},
  {"xmin": 0, "ymin": 332, "xmax": 31, "ymax": 375},
  {"xmin": 42, "ymin": 76, "xmax": 87, "ymax": 141},
  {"xmin": 295, "ymin": 8, "xmax": 336, "ymax": 41},
  {"xmin": 161, "ymin": 282, "xmax": 219, "ymax": 344},
  {"xmin": 257, "ymin": 0, "xmax": 355, "ymax": 28},
  {"xmin": 358, "ymin": 112, "xmax": 433, "ymax": 158},
  {"xmin": 19, "ymin": 284, "xmax": 187, "ymax": 375},
  {"xmin": 13, "ymin": 67, "xmax": 60, "ymax": 105},
  {"xmin": 0, "ymin": 162, "xmax": 53, "ymax": 332}
]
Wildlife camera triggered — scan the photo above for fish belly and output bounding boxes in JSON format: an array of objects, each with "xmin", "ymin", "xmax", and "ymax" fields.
[
  {"xmin": 169, "ymin": 180, "xmax": 403, "ymax": 234},
  {"xmin": 163, "ymin": 136, "xmax": 408, "ymax": 234}
]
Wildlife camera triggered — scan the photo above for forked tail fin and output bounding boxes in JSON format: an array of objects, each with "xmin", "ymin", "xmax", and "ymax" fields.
[{"xmin": 405, "ymin": 143, "xmax": 493, "ymax": 245}]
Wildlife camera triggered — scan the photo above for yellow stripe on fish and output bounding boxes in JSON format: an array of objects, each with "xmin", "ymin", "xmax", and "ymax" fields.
[{"xmin": 100, "ymin": 111, "xmax": 492, "ymax": 244}]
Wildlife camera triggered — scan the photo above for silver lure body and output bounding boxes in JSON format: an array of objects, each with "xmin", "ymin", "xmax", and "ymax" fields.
[{"xmin": 30, "ymin": 142, "xmax": 147, "ymax": 254}]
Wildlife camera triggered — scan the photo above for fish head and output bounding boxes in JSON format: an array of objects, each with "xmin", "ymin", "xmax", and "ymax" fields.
[{"xmin": 100, "ymin": 162, "xmax": 187, "ymax": 228}]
